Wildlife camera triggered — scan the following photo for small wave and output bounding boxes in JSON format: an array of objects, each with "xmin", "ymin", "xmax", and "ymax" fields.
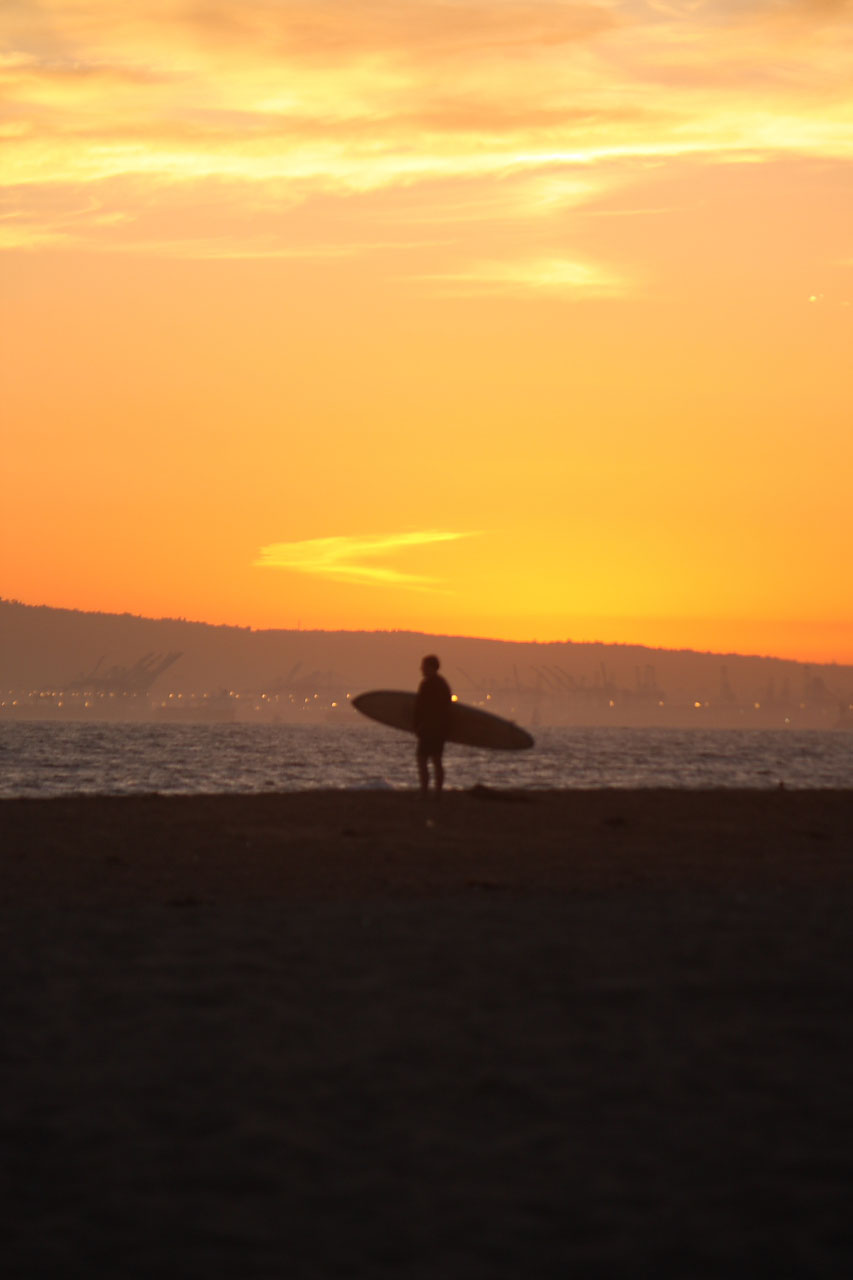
[{"xmin": 1, "ymin": 722, "xmax": 851, "ymax": 796}]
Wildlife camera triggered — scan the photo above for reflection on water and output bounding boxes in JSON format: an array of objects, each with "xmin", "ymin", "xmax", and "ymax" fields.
[{"xmin": 1, "ymin": 722, "xmax": 851, "ymax": 796}]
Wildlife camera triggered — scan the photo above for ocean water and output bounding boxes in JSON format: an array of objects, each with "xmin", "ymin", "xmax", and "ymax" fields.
[{"xmin": 1, "ymin": 721, "xmax": 851, "ymax": 797}]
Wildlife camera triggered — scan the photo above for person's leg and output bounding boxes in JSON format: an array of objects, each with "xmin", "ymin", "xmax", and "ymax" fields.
[
  {"xmin": 433, "ymin": 749, "xmax": 444, "ymax": 796},
  {"xmin": 417, "ymin": 744, "xmax": 429, "ymax": 795}
]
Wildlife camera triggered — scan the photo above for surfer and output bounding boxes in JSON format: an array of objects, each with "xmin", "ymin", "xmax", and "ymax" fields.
[{"xmin": 414, "ymin": 654, "xmax": 452, "ymax": 797}]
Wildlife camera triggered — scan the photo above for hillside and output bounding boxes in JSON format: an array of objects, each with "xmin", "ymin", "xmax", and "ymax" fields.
[{"xmin": 2, "ymin": 599, "xmax": 851, "ymax": 728}]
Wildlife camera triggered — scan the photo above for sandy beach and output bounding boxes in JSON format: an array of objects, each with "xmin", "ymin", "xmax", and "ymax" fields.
[{"xmin": 3, "ymin": 788, "xmax": 852, "ymax": 1277}]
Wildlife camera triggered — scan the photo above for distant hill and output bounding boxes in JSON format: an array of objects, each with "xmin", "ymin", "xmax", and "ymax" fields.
[{"xmin": 2, "ymin": 599, "xmax": 851, "ymax": 728}]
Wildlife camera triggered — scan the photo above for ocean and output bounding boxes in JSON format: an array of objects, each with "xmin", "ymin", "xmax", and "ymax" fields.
[{"xmin": 1, "ymin": 721, "xmax": 851, "ymax": 797}]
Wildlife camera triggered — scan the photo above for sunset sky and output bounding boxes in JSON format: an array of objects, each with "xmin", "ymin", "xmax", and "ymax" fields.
[{"xmin": 3, "ymin": 1, "xmax": 852, "ymax": 662}]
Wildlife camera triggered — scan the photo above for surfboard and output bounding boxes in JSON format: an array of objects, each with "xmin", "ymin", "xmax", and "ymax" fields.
[{"xmin": 352, "ymin": 690, "xmax": 534, "ymax": 751}]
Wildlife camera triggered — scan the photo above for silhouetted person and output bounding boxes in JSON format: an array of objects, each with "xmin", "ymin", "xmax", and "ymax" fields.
[{"xmin": 414, "ymin": 654, "xmax": 452, "ymax": 797}]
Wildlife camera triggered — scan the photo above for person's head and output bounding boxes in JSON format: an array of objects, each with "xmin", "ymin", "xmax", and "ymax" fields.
[{"xmin": 421, "ymin": 654, "xmax": 440, "ymax": 676}]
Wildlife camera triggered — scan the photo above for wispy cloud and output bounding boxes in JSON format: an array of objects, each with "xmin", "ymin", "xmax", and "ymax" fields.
[
  {"xmin": 254, "ymin": 530, "xmax": 479, "ymax": 589},
  {"xmin": 2, "ymin": 0, "xmax": 853, "ymax": 267},
  {"xmin": 414, "ymin": 255, "xmax": 635, "ymax": 299}
]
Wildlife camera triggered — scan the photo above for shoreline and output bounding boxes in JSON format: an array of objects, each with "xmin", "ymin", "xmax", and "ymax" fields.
[{"xmin": 3, "ymin": 790, "xmax": 852, "ymax": 1276}]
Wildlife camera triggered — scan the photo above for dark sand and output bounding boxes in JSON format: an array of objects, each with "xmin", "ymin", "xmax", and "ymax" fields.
[{"xmin": 2, "ymin": 789, "xmax": 852, "ymax": 1278}]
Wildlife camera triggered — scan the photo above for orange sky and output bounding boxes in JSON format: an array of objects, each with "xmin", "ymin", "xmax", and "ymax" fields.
[{"xmin": 2, "ymin": 1, "xmax": 852, "ymax": 662}]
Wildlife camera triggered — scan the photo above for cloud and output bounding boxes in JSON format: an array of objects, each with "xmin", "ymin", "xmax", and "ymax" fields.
[
  {"xmin": 414, "ymin": 255, "xmax": 635, "ymax": 298},
  {"xmin": 2, "ymin": 0, "xmax": 852, "ymax": 267},
  {"xmin": 254, "ymin": 530, "xmax": 479, "ymax": 589},
  {"xmin": 177, "ymin": 1, "xmax": 620, "ymax": 62}
]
